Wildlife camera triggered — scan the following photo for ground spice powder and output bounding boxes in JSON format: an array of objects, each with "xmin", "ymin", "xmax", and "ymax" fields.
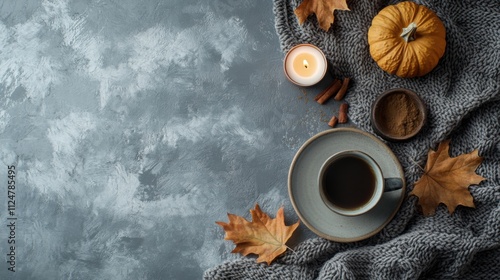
[{"xmin": 377, "ymin": 92, "xmax": 422, "ymax": 137}]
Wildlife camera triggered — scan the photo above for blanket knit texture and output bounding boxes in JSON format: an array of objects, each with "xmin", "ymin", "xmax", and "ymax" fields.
[{"xmin": 205, "ymin": 0, "xmax": 500, "ymax": 279}]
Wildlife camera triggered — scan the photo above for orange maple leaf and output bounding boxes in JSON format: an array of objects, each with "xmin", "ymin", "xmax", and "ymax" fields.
[
  {"xmin": 410, "ymin": 140, "xmax": 485, "ymax": 216},
  {"xmin": 216, "ymin": 204, "xmax": 299, "ymax": 265},
  {"xmin": 294, "ymin": 0, "xmax": 350, "ymax": 31}
]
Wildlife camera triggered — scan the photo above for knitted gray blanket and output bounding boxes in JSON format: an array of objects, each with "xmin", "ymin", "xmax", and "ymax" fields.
[{"xmin": 205, "ymin": 0, "xmax": 500, "ymax": 279}]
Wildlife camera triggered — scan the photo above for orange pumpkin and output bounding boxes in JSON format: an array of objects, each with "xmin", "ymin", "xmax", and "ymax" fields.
[{"xmin": 368, "ymin": 1, "xmax": 446, "ymax": 78}]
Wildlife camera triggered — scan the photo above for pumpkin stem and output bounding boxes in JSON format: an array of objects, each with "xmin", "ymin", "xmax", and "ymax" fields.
[{"xmin": 401, "ymin": 22, "xmax": 417, "ymax": 43}]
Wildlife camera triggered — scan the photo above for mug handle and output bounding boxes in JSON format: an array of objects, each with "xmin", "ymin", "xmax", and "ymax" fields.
[{"xmin": 384, "ymin": 178, "xmax": 403, "ymax": 192}]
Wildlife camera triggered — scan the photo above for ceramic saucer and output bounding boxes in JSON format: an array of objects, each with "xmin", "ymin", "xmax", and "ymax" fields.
[{"xmin": 288, "ymin": 128, "xmax": 405, "ymax": 242}]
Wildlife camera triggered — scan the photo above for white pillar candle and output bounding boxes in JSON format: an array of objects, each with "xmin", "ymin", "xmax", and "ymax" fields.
[{"xmin": 284, "ymin": 44, "xmax": 327, "ymax": 86}]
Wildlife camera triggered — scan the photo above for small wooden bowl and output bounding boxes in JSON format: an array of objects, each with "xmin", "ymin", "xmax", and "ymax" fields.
[{"xmin": 371, "ymin": 88, "xmax": 427, "ymax": 142}]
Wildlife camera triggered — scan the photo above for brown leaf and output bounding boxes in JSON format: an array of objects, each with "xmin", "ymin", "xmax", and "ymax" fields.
[
  {"xmin": 216, "ymin": 204, "xmax": 299, "ymax": 265},
  {"xmin": 410, "ymin": 140, "xmax": 485, "ymax": 216},
  {"xmin": 294, "ymin": 0, "xmax": 350, "ymax": 31}
]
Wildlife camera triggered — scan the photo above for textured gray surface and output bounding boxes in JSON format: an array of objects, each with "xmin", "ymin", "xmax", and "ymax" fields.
[{"xmin": 0, "ymin": 0, "xmax": 337, "ymax": 279}]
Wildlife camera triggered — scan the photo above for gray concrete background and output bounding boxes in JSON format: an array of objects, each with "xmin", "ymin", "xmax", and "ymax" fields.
[{"xmin": 0, "ymin": 0, "xmax": 345, "ymax": 279}]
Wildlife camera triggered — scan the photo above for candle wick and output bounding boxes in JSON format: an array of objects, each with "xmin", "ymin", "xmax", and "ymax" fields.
[{"xmin": 303, "ymin": 59, "xmax": 309, "ymax": 69}]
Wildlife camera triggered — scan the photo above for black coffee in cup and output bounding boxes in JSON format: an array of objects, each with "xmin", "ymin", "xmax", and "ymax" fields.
[{"xmin": 322, "ymin": 155, "xmax": 376, "ymax": 209}]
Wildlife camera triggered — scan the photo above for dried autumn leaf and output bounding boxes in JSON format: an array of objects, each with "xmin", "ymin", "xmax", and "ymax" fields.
[
  {"xmin": 216, "ymin": 204, "xmax": 299, "ymax": 265},
  {"xmin": 294, "ymin": 0, "xmax": 350, "ymax": 31},
  {"xmin": 410, "ymin": 140, "xmax": 485, "ymax": 216}
]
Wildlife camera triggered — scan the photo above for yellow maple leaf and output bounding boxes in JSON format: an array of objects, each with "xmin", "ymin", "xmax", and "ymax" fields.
[
  {"xmin": 216, "ymin": 204, "xmax": 299, "ymax": 265},
  {"xmin": 410, "ymin": 140, "xmax": 485, "ymax": 216},
  {"xmin": 294, "ymin": 0, "xmax": 350, "ymax": 31}
]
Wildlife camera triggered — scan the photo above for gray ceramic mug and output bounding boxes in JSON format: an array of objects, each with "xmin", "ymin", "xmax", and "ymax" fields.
[{"xmin": 318, "ymin": 150, "xmax": 403, "ymax": 216}]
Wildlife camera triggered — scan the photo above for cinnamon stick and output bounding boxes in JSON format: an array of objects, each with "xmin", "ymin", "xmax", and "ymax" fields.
[
  {"xmin": 314, "ymin": 79, "xmax": 340, "ymax": 102},
  {"xmin": 338, "ymin": 103, "xmax": 349, "ymax": 123},
  {"xmin": 328, "ymin": 115, "xmax": 338, "ymax": 128},
  {"xmin": 317, "ymin": 79, "xmax": 342, "ymax": 104},
  {"xmin": 334, "ymin": 77, "xmax": 351, "ymax": 101},
  {"xmin": 314, "ymin": 90, "xmax": 326, "ymax": 102}
]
